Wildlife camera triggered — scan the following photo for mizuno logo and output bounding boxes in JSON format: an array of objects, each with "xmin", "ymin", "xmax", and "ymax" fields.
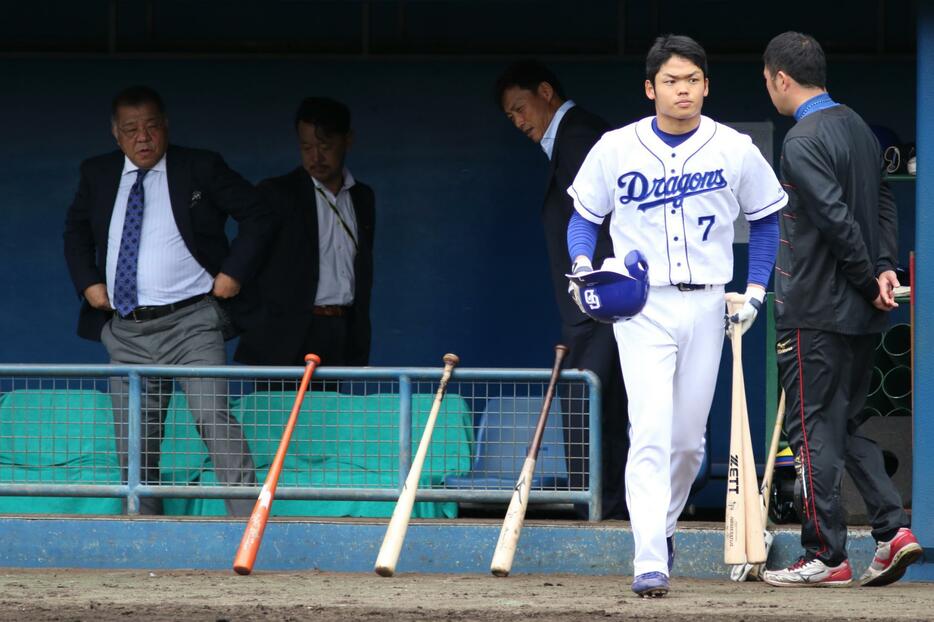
[
  {"xmin": 776, "ymin": 339, "xmax": 793, "ymax": 354},
  {"xmin": 617, "ymin": 169, "xmax": 728, "ymax": 211}
]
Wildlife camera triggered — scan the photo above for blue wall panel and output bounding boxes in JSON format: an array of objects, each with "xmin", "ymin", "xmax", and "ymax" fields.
[{"xmin": 0, "ymin": 54, "xmax": 918, "ymax": 508}]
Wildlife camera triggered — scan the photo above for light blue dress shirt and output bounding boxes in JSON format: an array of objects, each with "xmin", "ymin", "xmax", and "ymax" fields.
[{"xmin": 540, "ymin": 100, "xmax": 576, "ymax": 160}]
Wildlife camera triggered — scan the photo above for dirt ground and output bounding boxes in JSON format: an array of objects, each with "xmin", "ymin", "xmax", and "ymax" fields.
[{"xmin": 0, "ymin": 569, "xmax": 931, "ymax": 622}]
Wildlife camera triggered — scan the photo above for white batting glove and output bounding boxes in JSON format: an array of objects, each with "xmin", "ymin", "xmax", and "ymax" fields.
[
  {"xmin": 726, "ymin": 287, "xmax": 765, "ymax": 338},
  {"xmin": 568, "ymin": 257, "xmax": 593, "ymax": 315},
  {"xmin": 728, "ymin": 529, "xmax": 773, "ymax": 582}
]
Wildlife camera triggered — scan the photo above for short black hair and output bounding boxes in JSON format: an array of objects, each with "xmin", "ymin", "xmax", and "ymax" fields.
[
  {"xmin": 294, "ymin": 97, "xmax": 351, "ymax": 135},
  {"xmin": 763, "ymin": 31, "xmax": 826, "ymax": 89},
  {"xmin": 493, "ymin": 59, "xmax": 566, "ymax": 108},
  {"xmin": 111, "ymin": 85, "xmax": 165, "ymax": 119},
  {"xmin": 645, "ymin": 35, "xmax": 708, "ymax": 83}
]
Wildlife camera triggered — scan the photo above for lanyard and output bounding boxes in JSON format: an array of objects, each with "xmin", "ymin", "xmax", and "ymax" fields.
[{"xmin": 315, "ymin": 186, "xmax": 358, "ymax": 250}]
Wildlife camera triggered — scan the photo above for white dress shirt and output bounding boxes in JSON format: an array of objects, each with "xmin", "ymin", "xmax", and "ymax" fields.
[
  {"xmin": 312, "ymin": 169, "xmax": 358, "ymax": 306},
  {"xmin": 106, "ymin": 154, "xmax": 214, "ymax": 307}
]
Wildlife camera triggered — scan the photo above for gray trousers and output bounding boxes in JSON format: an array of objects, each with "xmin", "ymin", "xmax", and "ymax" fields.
[{"xmin": 102, "ymin": 299, "xmax": 256, "ymax": 516}]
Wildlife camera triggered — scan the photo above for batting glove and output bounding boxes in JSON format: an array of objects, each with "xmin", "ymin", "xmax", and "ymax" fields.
[
  {"xmin": 726, "ymin": 287, "xmax": 765, "ymax": 338},
  {"xmin": 729, "ymin": 528, "xmax": 773, "ymax": 582},
  {"xmin": 568, "ymin": 257, "xmax": 593, "ymax": 315}
]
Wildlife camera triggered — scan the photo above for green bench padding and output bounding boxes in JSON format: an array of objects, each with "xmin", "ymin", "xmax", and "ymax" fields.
[
  {"xmin": 163, "ymin": 391, "xmax": 472, "ymax": 517},
  {"xmin": 0, "ymin": 389, "xmax": 472, "ymax": 517},
  {"xmin": 0, "ymin": 390, "xmax": 122, "ymax": 514}
]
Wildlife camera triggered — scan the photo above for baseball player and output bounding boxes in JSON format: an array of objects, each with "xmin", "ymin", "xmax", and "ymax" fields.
[{"xmin": 566, "ymin": 34, "xmax": 787, "ymax": 597}]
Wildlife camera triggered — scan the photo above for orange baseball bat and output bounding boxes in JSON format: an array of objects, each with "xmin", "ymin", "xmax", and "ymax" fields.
[{"xmin": 233, "ymin": 353, "xmax": 321, "ymax": 575}]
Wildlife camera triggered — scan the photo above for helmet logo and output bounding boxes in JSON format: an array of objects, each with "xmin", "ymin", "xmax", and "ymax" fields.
[{"xmin": 585, "ymin": 290, "xmax": 601, "ymax": 309}]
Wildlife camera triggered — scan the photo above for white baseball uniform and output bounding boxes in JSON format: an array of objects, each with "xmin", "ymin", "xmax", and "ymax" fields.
[{"xmin": 569, "ymin": 115, "xmax": 787, "ymax": 577}]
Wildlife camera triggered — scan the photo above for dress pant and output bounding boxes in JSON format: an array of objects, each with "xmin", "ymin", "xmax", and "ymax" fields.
[
  {"xmin": 102, "ymin": 300, "xmax": 256, "ymax": 516},
  {"xmin": 561, "ymin": 318, "xmax": 629, "ymax": 520}
]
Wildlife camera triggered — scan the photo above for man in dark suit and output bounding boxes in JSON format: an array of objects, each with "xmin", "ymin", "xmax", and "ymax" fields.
[
  {"xmin": 235, "ymin": 97, "xmax": 375, "ymax": 368},
  {"xmin": 63, "ymin": 85, "xmax": 273, "ymax": 515},
  {"xmin": 495, "ymin": 61, "xmax": 628, "ymax": 519}
]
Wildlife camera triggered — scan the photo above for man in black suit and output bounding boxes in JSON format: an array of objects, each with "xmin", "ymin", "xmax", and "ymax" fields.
[
  {"xmin": 235, "ymin": 97, "xmax": 375, "ymax": 368},
  {"xmin": 495, "ymin": 61, "xmax": 628, "ymax": 519},
  {"xmin": 63, "ymin": 85, "xmax": 272, "ymax": 515}
]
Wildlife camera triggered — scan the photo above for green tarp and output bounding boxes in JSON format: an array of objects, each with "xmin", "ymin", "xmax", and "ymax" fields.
[{"xmin": 0, "ymin": 389, "xmax": 472, "ymax": 517}]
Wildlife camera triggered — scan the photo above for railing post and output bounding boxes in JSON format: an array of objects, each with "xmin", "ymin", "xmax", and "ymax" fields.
[
  {"xmin": 398, "ymin": 374, "xmax": 413, "ymax": 491},
  {"xmin": 586, "ymin": 371, "xmax": 603, "ymax": 522},
  {"xmin": 126, "ymin": 370, "xmax": 142, "ymax": 515}
]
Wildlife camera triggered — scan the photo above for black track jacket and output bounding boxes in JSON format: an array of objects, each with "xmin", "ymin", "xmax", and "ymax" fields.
[{"xmin": 775, "ymin": 105, "xmax": 898, "ymax": 335}]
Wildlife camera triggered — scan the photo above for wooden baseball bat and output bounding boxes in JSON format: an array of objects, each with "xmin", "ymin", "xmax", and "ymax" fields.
[
  {"xmin": 730, "ymin": 389, "xmax": 787, "ymax": 580},
  {"xmin": 760, "ymin": 390, "xmax": 786, "ymax": 525},
  {"xmin": 724, "ymin": 293, "xmax": 766, "ymax": 564},
  {"xmin": 739, "ymin": 375, "xmax": 767, "ymax": 564},
  {"xmin": 233, "ymin": 353, "xmax": 321, "ymax": 575},
  {"xmin": 490, "ymin": 344, "xmax": 569, "ymax": 577},
  {"xmin": 724, "ymin": 301, "xmax": 747, "ymax": 565},
  {"xmin": 374, "ymin": 353, "xmax": 460, "ymax": 577}
]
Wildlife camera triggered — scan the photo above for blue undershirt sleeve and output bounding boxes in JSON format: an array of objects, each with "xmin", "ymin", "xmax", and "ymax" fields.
[
  {"xmin": 747, "ymin": 212, "xmax": 779, "ymax": 288},
  {"xmin": 567, "ymin": 211, "xmax": 600, "ymax": 264}
]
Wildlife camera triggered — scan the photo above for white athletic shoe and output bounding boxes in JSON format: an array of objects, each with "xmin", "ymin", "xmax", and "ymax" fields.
[
  {"xmin": 859, "ymin": 528, "xmax": 923, "ymax": 587},
  {"xmin": 763, "ymin": 557, "xmax": 853, "ymax": 587}
]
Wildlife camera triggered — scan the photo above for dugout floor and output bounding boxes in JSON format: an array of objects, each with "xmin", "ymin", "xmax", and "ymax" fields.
[{"xmin": 0, "ymin": 568, "xmax": 931, "ymax": 621}]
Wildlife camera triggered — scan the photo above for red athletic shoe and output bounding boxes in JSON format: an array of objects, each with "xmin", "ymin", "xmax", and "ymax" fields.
[
  {"xmin": 859, "ymin": 528, "xmax": 924, "ymax": 587},
  {"xmin": 763, "ymin": 557, "xmax": 853, "ymax": 587}
]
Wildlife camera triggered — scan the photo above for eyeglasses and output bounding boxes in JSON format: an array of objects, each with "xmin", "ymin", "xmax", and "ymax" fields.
[{"xmin": 116, "ymin": 118, "xmax": 166, "ymax": 139}]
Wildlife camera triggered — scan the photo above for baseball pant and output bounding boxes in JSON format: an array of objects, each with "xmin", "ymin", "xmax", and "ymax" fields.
[
  {"xmin": 615, "ymin": 285, "xmax": 724, "ymax": 577},
  {"xmin": 102, "ymin": 299, "xmax": 257, "ymax": 516},
  {"xmin": 561, "ymin": 318, "xmax": 629, "ymax": 520},
  {"xmin": 776, "ymin": 328, "xmax": 909, "ymax": 565}
]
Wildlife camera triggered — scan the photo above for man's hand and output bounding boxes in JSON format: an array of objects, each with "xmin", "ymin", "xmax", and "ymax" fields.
[
  {"xmin": 212, "ymin": 272, "xmax": 241, "ymax": 299},
  {"xmin": 873, "ymin": 270, "xmax": 900, "ymax": 311},
  {"xmin": 83, "ymin": 283, "xmax": 113, "ymax": 311},
  {"xmin": 726, "ymin": 285, "xmax": 765, "ymax": 339},
  {"xmin": 568, "ymin": 256, "xmax": 593, "ymax": 315}
]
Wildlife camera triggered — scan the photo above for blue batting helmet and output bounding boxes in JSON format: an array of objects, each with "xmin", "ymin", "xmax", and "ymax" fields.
[{"xmin": 569, "ymin": 251, "xmax": 649, "ymax": 323}]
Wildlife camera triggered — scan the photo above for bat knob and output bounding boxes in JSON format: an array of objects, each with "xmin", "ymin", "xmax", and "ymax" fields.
[
  {"xmin": 305, "ymin": 353, "xmax": 322, "ymax": 365},
  {"xmin": 443, "ymin": 353, "xmax": 460, "ymax": 366}
]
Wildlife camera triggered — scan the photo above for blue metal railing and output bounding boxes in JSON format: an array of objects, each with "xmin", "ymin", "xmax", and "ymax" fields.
[{"xmin": 0, "ymin": 364, "xmax": 602, "ymax": 520}]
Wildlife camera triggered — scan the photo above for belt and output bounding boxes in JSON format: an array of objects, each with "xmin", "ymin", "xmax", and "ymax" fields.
[
  {"xmin": 117, "ymin": 294, "xmax": 208, "ymax": 322},
  {"xmin": 674, "ymin": 283, "xmax": 713, "ymax": 292},
  {"xmin": 312, "ymin": 305, "xmax": 351, "ymax": 318}
]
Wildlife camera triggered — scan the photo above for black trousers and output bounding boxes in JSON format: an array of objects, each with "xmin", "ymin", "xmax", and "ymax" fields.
[
  {"xmin": 254, "ymin": 315, "xmax": 350, "ymax": 393},
  {"xmin": 776, "ymin": 328, "xmax": 908, "ymax": 564},
  {"xmin": 561, "ymin": 319, "xmax": 629, "ymax": 520}
]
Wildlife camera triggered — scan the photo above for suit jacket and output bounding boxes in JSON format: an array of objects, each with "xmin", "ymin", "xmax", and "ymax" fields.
[
  {"xmin": 63, "ymin": 145, "xmax": 273, "ymax": 341},
  {"xmin": 542, "ymin": 105, "xmax": 615, "ymax": 327},
  {"xmin": 233, "ymin": 167, "xmax": 375, "ymax": 366}
]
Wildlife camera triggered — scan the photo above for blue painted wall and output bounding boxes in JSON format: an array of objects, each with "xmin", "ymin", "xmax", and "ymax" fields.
[{"xmin": 0, "ymin": 54, "xmax": 918, "ymax": 507}]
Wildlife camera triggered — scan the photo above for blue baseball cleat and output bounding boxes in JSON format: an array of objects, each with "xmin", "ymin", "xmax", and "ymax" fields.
[{"xmin": 632, "ymin": 571, "xmax": 669, "ymax": 598}]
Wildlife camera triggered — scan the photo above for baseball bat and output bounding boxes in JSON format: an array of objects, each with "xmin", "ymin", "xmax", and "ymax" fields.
[
  {"xmin": 490, "ymin": 344, "xmax": 569, "ymax": 577},
  {"xmin": 374, "ymin": 353, "xmax": 460, "ymax": 577},
  {"xmin": 760, "ymin": 390, "xmax": 786, "ymax": 523},
  {"xmin": 233, "ymin": 353, "xmax": 321, "ymax": 575},
  {"xmin": 724, "ymin": 301, "xmax": 747, "ymax": 565},
  {"xmin": 724, "ymin": 293, "xmax": 766, "ymax": 564},
  {"xmin": 731, "ymin": 390, "xmax": 786, "ymax": 580},
  {"xmin": 739, "ymin": 375, "xmax": 767, "ymax": 564}
]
